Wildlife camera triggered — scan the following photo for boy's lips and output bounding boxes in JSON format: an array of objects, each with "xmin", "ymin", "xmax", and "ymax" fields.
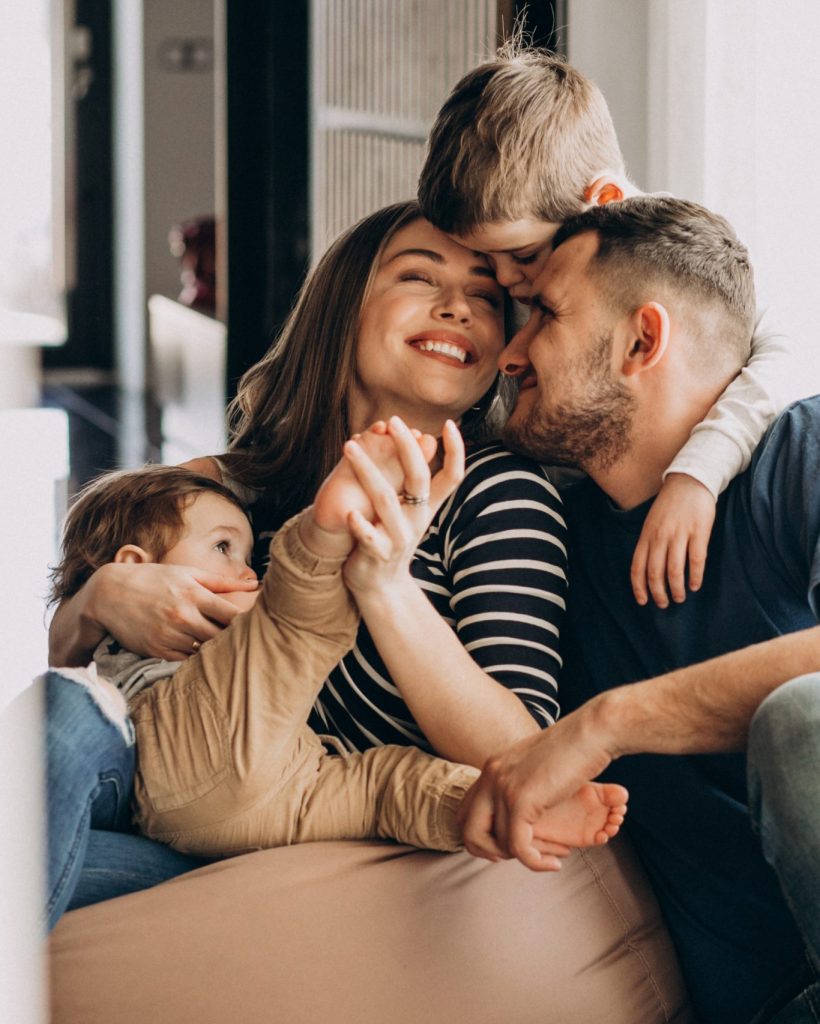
[
  {"xmin": 519, "ymin": 373, "xmax": 538, "ymax": 391},
  {"xmin": 405, "ymin": 330, "xmax": 477, "ymax": 365}
]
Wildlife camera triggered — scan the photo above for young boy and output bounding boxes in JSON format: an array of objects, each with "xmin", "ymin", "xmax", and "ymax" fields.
[
  {"xmin": 417, "ymin": 45, "xmax": 801, "ymax": 608},
  {"xmin": 49, "ymin": 421, "xmax": 628, "ymax": 862}
]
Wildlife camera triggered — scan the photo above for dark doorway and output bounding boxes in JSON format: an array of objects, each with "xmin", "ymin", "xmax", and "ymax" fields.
[
  {"xmin": 220, "ymin": 0, "xmax": 310, "ymax": 398},
  {"xmin": 45, "ymin": 0, "xmax": 114, "ymax": 371}
]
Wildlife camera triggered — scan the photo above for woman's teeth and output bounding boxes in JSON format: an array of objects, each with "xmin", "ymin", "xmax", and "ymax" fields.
[{"xmin": 416, "ymin": 340, "xmax": 468, "ymax": 363}]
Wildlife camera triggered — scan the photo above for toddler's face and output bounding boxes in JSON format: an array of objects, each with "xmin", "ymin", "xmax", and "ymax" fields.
[
  {"xmin": 450, "ymin": 219, "xmax": 562, "ymax": 302},
  {"xmin": 161, "ymin": 492, "xmax": 256, "ymax": 584}
]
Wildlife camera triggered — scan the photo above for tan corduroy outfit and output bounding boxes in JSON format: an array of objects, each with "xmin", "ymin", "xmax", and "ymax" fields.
[{"xmin": 129, "ymin": 512, "xmax": 478, "ymax": 857}]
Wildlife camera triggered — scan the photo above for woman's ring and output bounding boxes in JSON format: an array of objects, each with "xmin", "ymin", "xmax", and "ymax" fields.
[
  {"xmin": 191, "ymin": 639, "xmax": 202, "ymax": 654},
  {"xmin": 400, "ymin": 491, "xmax": 429, "ymax": 506}
]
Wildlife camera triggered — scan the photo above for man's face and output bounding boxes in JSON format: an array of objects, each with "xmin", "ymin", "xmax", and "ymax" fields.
[
  {"xmin": 498, "ymin": 231, "xmax": 636, "ymax": 470},
  {"xmin": 451, "ymin": 219, "xmax": 563, "ymax": 304}
]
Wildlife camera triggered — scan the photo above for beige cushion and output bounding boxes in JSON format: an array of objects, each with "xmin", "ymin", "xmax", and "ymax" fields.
[{"xmin": 50, "ymin": 836, "xmax": 694, "ymax": 1024}]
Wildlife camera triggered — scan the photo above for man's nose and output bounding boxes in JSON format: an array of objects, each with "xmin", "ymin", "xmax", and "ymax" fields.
[{"xmin": 498, "ymin": 324, "xmax": 533, "ymax": 377}]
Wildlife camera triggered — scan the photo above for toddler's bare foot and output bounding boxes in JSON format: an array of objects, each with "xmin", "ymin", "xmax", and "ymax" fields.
[
  {"xmin": 530, "ymin": 782, "xmax": 628, "ymax": 849},
  {"xmin": 312, "ymin": 422, "xmax": 436, "ymax": 535}
]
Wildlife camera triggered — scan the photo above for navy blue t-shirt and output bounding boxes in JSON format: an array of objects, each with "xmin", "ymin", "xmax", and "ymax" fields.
[{"xmin": 561, "ymin": 397, "xmax": 820, "ymax": 1022}]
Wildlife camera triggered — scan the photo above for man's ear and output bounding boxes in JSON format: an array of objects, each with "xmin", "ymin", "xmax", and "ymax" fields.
[
  {"xmin": 113, "ymin": 544, "xmax": 152, "ymax": 564},
  {"xmin": 621, "ymin": 302, "xmax": 670, "ymax": 377},
  {"xmin": 584, "ymin": 175, "xmax": 626, "ymax": 208}
]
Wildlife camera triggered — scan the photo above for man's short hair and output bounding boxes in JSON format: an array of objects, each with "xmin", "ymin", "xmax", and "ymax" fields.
[
  {"xmin": 418, "ymin": 43, "xmax": 624, "ymax": 235},
  {"xmin": 49, "ymin": 465, "xmax": 248, "ymax": 605},
  {"xmin": 553, "ymin": 196, "xmax": 756, "ymax": 372}
]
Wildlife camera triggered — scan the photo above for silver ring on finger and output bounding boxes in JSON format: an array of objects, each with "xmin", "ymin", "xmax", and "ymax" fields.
[
  {"xmin": 400, "ymin": 490, "xmax": 429, "ymax": 506},
  {"xmin": 191, "ymin": 639, "xmax": 202, "ymax": 654}
]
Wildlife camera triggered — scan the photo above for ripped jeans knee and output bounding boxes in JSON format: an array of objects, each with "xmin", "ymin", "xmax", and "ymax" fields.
[{"xmin": 48, "ymin": 664, "xmax": 134, "ymax": 746}]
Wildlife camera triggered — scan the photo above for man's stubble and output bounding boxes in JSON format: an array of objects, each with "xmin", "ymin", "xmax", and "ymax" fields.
[{"xmin": 503, "ymin": 332, "xmax": 636, "ymax": 471}]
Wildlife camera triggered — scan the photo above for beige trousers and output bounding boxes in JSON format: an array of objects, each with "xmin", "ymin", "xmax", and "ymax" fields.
[{"xmin": 131, "ymin": 512, "xmax": 477, "ymax": 857}]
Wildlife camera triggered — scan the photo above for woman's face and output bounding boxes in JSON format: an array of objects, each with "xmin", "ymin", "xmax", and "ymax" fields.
[{"xmin": 350, "ymin": 219, "xmax": 505, "ymax": 431}]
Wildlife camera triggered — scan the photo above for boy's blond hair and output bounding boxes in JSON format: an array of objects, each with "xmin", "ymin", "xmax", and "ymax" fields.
[{"xmin": 417, "ymin": 43, "xmax": 625, "ymax": 235}]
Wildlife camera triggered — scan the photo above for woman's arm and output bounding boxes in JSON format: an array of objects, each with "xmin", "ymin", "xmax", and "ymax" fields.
[
  {"xmin": 48, "ymin": 562, "xmax": 256, "ymax": 666},
  {"xmin": 345, "ymin": 434, "xmax": 567, "ymax": 768}
]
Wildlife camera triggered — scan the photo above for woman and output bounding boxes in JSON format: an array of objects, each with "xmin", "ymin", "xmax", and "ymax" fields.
[{"xmin": 46, "ymin": 201, "xmax": 567, "ymax": 924}]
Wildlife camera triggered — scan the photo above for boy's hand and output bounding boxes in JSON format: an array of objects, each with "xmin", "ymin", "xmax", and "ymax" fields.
[
  {"xmin": 342, "ymin": 418, "xmax": 465, "ymax": 597},
  {"xmin": 630, "ymin": 473, "xmax": 716, "ymax": 608}
]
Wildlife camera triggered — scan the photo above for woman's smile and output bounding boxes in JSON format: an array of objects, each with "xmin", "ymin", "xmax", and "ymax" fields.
[{"xmin": 405, "ymin": 329, "xmax": 477, "ymax": 367}]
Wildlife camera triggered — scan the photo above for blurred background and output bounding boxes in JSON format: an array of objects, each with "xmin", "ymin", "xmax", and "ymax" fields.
[{"xmin": 2, "ymin": 2, "xmax": 819, "ymax": 1020}]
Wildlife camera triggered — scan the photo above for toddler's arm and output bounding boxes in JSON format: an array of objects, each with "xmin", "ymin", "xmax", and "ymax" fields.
[{"xmin": 632, "ymin": 324, "xmax": 802, "ymax": 607}]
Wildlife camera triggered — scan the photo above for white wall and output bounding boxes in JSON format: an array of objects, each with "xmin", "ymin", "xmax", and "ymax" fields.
[
  {"xmin": 0, "ymin": 408, "xmax": 69, "ymax": 1024},
  {"xmin": 568, "ymin": 0, "xmax": 820, "ymax": 392},
  {"xmin": 566, "ymin": 0, "xmax": 650, "ymax": 190}
]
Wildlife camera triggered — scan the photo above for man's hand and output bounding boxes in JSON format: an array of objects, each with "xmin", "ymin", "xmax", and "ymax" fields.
[{"xmin": 459, "ymin": 700, "xmax": 617, "ymax": 871}]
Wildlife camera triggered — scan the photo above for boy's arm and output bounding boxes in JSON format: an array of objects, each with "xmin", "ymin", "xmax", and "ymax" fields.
[
  {"xmin": 665, "ymin": 323, "xmax": 800, "ymax": 497},
  {"xmin": 631, "ymin": 325, "xmax": 802, "ymax": 607}
]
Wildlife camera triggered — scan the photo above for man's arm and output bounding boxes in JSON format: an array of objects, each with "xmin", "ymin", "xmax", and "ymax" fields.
[{"xmin": 459, "ymin": 625, "xmax": 820, "ymax": 869}]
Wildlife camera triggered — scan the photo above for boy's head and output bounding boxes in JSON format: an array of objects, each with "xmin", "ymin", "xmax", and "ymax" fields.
[
  {"xmin": 50, "ymin": 465, "xmax": 255, "ymax": 605},
  {"xmin": 417, "ymin": 43, "xmax": 633, "ymax": 300}
]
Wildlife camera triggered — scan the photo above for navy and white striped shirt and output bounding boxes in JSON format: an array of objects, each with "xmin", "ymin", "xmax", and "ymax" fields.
[{"xmin": 306, "ymin": 442, "xmax": 568, "ymax": 753}]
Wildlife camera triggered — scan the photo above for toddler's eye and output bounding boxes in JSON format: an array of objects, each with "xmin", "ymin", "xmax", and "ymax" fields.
[
  {"xmin": 512, "ymin": 252, "xmax": 539, "ymax": 266},
  {"xmin": 215, "ymin": 540, "xmax": 230, "ymax": 554}
]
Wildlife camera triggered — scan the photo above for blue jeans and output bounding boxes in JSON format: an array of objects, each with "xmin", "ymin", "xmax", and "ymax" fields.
[
  {"xmin": 45, "ymin": 671, "xmax": 207, "ymax": 931},
  {"xmin": 747, "ymin": 673, "xmax": 820, "ymax": 1023}
]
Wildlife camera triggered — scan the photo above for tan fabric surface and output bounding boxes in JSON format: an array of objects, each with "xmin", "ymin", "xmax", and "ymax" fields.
[{"xmin": 50, "ymin": 836, "xmax": 694, "ymax": 1024}]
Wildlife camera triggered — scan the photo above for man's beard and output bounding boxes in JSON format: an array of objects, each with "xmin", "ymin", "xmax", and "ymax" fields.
[{"xmin": 503, "ymin": 332, "xmax": 636, "ymax": 471}]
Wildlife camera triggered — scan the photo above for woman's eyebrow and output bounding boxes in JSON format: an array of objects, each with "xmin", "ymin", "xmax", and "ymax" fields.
[
  {"xmin": 387, "ymin": 247, "xmax": 443, "ymax": 264},
  {"xmin": 386, "ymin": 247, "xmax": 496, "ymax": 280}
]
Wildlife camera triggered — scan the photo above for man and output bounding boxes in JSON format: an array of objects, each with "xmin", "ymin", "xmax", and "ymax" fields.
[{"xmin": 459, "ymin": 195, "xmax": 820, "ymax": 1024}]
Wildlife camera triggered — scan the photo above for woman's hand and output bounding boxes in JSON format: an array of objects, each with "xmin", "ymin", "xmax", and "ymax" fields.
[
  {"xmin": 630, "ymin": 473, "xmax": 717, "ymax": 608},
  {"xmin": 341, "ymin": 418, "xmax": 465, "ymax": 598},
  {"xmin": 49, "ymin": 561, "xmax": 259, "ymax": 665}
]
